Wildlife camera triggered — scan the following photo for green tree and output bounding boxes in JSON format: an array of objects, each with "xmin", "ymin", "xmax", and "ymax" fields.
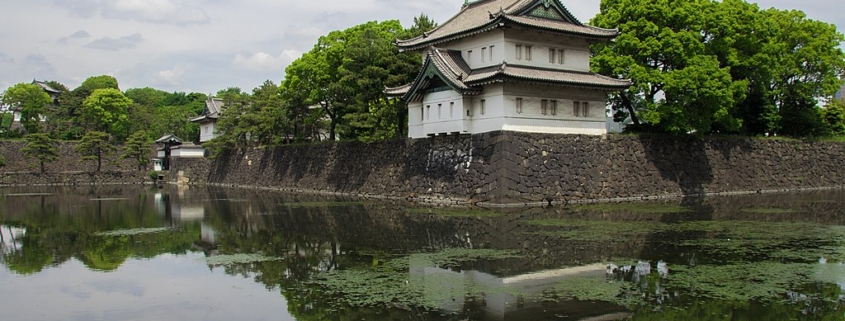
[
  {"xmin": 281, "ymin": 20, "xmax": 425, "ymax": 141},
  {"xmin": 405, "ymin": 13, "xmax": 438, "ymax": 38},
  {"xmin": 124, "ymin": 87, "xmax": 168, "ymax": 108},
  {"xmin": 79, "ymin": 75, "xmax": 120, "ymax": 92},
  {"xmin": 1, "ymin": 83, "xmax": 53, "ymax": 134},
  {"xmin": 591, "ymin": 0, "xmax": 743, "ymax": 135},
  {"xmin": 212, "ymin": 87, "xmax": 252, "ymax": 149},
  {"xmin": 592, "ymin": 0, "xmax": 845, "ymax": 136},
  {"xmin": 81, "ymin": 88, "xmax": 133, "ymax": 139},
  {"xmin": 823, "ymin": 99, "xmax": 845, "ymax": 136},
  {"xmin": 250, "ymin": 80, "xmax": 290, "ymax": 145},
  {"xmin": 21, "ymin": 133, "xmax": 58, "ymax": 173},
  {"xmin": 123, "ymin": 130, "xmax": 152, "ymax": 171},
  {"xmin": 75, "ymin": 131, "xmax": 116, "ymax": 172}
]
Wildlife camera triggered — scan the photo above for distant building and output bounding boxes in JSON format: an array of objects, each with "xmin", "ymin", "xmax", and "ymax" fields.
[
  {"xmin": 387, "ymin": 0, "xmax": 630, "ymax": 138},
  {"xmin": 9, "ymin": 80, "xmax": 61, "ymax": 127},
  {"xmin": 190, "ymin": 97, "xmax": 224, "ymax": 143}
]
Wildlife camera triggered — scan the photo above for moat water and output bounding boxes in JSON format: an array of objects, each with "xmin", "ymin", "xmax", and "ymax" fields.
[{"xmin": 1, "ymin": 185, "xmax": 844, "ymax": 321}]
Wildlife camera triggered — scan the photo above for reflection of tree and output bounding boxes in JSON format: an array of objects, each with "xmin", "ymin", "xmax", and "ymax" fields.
[
  {"xmin": 76, "ymin": 236, "xmax": 131, "ymax": 271},
  {"xmin": 0, "ymin": 186, "xmax": 201, "ymax": 274}
]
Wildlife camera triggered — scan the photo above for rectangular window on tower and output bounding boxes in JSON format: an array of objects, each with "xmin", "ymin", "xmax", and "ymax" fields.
[
  {"xmin": 450, "ymin": 102, "xmax": 454, "ymax": 118},
  {"xmin": 426, "ymin": 105, "xmax": 431, "ymax": 120},
  {"xmin": 558, "ymin": 49, "xmax": 565, "ymax": 65},
  {"xmin": 525, "ymin": 46, "xmax": 533, "ymax": 61},
  {"xmin": 515, "ymin": 44, "xmax": 522, "ymax": 60},
  {"xmin": 582, "ymin": 102, "xmax": 590, "ymax": 117},
  {"xmin": 438, "ymin": 103, "xmax": 442, "ymax": 119},
  {"xmin": 489, "ymin": 45, "xmax": 494, "ymax": 61},
  {"xmin": 516, "ymin": 98, "xmax": 523, "ymax": 114},
  {"xmin": 549, "ymin": 49, "xmax": 556, "ymax": 64},
  {"xmin": 421, "ymin": 106, "xmax": 425, "ymax": 121},
  {"xmin": 573, "ymin": 101, "xmax": 580, "ymax": 117},
  {"xmin": 467, "ymin": 50, "xmax": 472, "ymax": 63},
  {"xmin": 541, "ymin": 99, "xmax": 548, "ymax": 115},
  {"xmin": 481, "ymin": 47, "xmax": 487, "ymax": 63},
  {"xmin": 551, "ymin": 100, "xmax": 558, "ymax": 116},
  {"xmin": 480, "ymin": 99, "xmax": 486, "ymax": 115}
]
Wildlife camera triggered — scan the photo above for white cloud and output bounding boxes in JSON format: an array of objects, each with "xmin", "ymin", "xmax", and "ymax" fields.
[
  {"xmin": 103, "ymin": 0, "xmax": 211, "ymax": 25},
  {"xmin": 155, "ymin": 64, "xmax": 190, "ymax": 86},
  {"xmin": 55, "ymin": 0, "xmax": 210, "ymax": 26},
  {"xmin": 233, "ymin": 50, "xmax": 301, "ymax": 72},
  {"xmin": 57, "ymin": 30, "xmax": 91, "ymax": 44},
  {"xmin": 0, "ymin": 52, "xmax": 13, "ymax": 64},
  {"xmin": 23, "ymin": 54, "xmax": 57, "ymax": 76},
  {"xmin": 84, "ymin": 33, "xmax": 145, "ymax": 51}
]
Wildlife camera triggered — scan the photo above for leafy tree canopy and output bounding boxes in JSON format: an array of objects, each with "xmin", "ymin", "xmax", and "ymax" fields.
[
  {"xmin": 592, "ymin": 0, "xmax": 845, "ymax": 137},
  {"xmin": 81, "ymin": 88, "xmax": 133, "ymax": 138}
]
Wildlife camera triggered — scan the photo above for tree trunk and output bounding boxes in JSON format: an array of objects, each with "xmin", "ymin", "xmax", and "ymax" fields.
[
  {"xmin": 97, "ymin": 151, "xmax": 102, "ymax": 172},
  {"xmin": 620, "ymin": 94, "xmax": 641, "ymax": 125},
  {"xmin": 40, "ymin": 160, "xmax": 45, "ymax": 173}
]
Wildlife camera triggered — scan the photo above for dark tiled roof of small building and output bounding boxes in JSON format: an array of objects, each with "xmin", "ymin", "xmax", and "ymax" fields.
[
  {"xmin": 190, "ymin": 97, "xmax": 224, "ymax": 123},
  {"xmin": 32, "ymin": 80, "xmax": 61, "ymax": 95},
  {"xmin": 397, "ymin": 0, "xmax": 618, "ymax": 50},
  {"xmin": 155, "ymin": 134, "xmax": 183, "ymax": 145}
]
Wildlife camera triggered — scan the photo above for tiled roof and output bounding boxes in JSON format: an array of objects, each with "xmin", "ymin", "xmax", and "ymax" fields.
[
  {"xmin": 429, "ymin": 48, "xmax": 473, "ymax": 90},
  {"xmin": 205, "ymin": 97, "xmax": 224, "ymax": 118},
  {"xmin": 397, "ymin": 0, "xmax": 617, "ymax": 50},
  {"xmin": 465, "ymin": 64, "xmax": 632, "ymax": 89},
  {"xmin": 32, "ymin": 80, "xmax": 61, "ymax": 94},
  {"xmin": 397, "ymin": 47, "xmax": 482, "ymax": 102},
  {"xmin": 389, "ymin": 47, "xmax": 631, "ymax": 102},
  {"xmin": 155, "ymin": 134, "xmax": 183, "ymax": 144},
  {"xmin": 502, "ymin": 15, "xmax": 619, "ymax": 38},
  {"xmin": 191, "ymin": 97, "xmax": 224, "ymax": 123},
  {"xmin": 385, "ymin": 83, "xmax": 412, "ymax": 97}
]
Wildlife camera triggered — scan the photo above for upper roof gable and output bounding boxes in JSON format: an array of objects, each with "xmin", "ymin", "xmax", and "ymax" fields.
[
  {"xmin": 397, "ymin": 0, "xmax": 618, "ymax": 51},
  {"xmin": 514, "ymin": 0, "xmax": 580, "ymax": 24},
  {"xmin": 395, "ymin": 47, "xmax": 481, "ymax": 102}
]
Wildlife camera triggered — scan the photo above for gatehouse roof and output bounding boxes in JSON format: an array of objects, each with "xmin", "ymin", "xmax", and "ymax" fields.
[{"xmin": 397, "ymin": 0, "xmax": 619, "ymax": 51}]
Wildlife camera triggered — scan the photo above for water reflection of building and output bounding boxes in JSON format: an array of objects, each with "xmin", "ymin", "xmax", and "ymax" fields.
[
  {"xmin": 154, "ymin": 187, "xmax": 206, "ymax": 223},
  {"xmin": 0, "ymin": 226, "xmax": 26, "ymax": 255},
  {"xmin": 410, "ymin": 261, "xmax": 631, "ymax": 320}
]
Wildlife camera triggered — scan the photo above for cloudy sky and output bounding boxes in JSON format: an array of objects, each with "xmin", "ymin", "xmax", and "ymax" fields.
[{"xmin": 0, "ymin": 0, "xmax": 842, "ymax": 95}]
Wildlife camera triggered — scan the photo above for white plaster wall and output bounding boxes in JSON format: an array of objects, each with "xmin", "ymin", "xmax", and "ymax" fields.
[
  {"xmin": 420, "ymin": 90, "xmax": 467, "ymax": 136},
  {"xmin": 408, "ymin": 102, "xmax": 425, "ymax": 138},
  {"xmin": 199, "ymin": 122, "xmax": 217, "ymax": 142},
  {"xmin": 448, "ymin": 31, "xmax": 506, "ymax": 70},
  {"xmin": 468, "ymin": 83, "xmax": 508, "ymax": 134},
  {"xmin": 504, "ymin": 30, "xmax": 591, "ymax": 72},
  {"xmin": 172, "ymin": 149, "xmax": 206, "ymax": 158}
]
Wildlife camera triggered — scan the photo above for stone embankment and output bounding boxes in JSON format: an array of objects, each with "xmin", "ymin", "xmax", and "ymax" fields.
[
  {"xmin": 170, "ymin": 131, "xmax": 845, "ymax": 205},
  {"xmin": 0, "ymin": 141, "xmax": 150, "ymax": 186}
]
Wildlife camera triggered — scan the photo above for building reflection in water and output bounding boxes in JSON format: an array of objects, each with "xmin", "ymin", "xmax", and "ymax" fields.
[
  {"xmin": 411, "ymin": 260, "xmax": 633, "ymax": 320},
  {"xmin": 0, "ymin": 225, "xmax": 26, "ymax": 255}
]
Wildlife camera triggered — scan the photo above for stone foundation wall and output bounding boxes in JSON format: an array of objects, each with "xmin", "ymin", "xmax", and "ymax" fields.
[
  {"xmin": 0, "ymin": 171, "xmax": 150, "ymax": 186},
  {"xmin": 0, "ymin": 141, "xmax": 154, "ymax": 186},
  {"xmin": 171, "ymin": 132, "xmax": 845, "ymax": 204}
]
